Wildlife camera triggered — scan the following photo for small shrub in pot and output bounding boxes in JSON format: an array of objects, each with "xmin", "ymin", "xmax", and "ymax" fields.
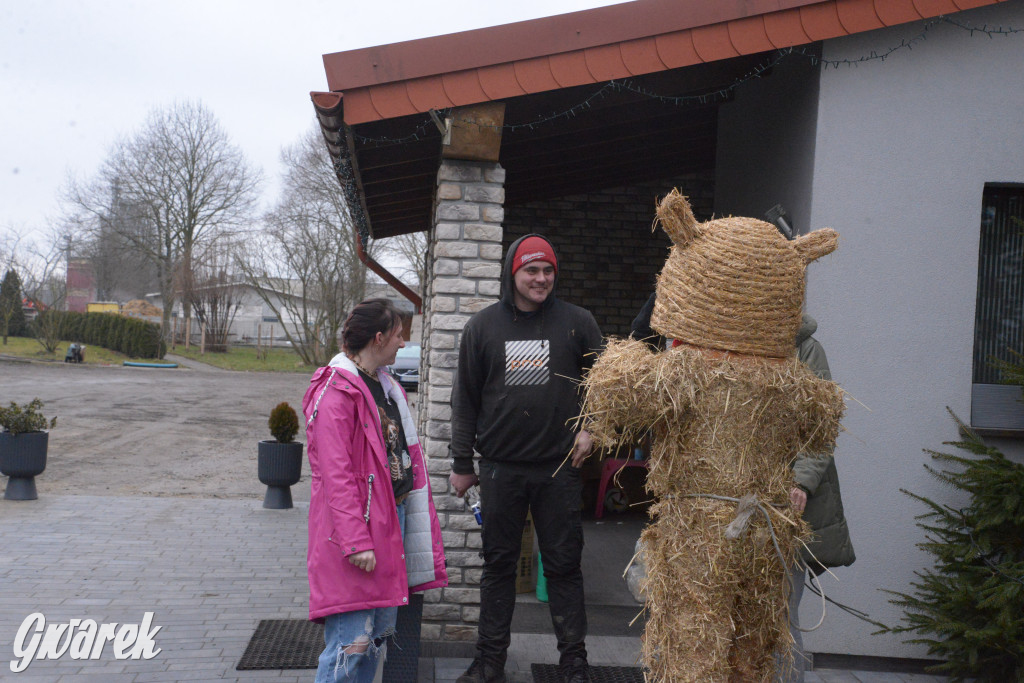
[
  {"xmin": 258, "ymin": 402, "xmax": 303, "ymax": 509},
  {"xmin": 268, "ymin": 402, "xmax": 298, "ymax": 443},
  {"xmin": 0, "ymin": 398, "xmax": 56, "ymax": 500}
]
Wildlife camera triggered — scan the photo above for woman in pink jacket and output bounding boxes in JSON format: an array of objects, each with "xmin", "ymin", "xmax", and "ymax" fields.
[{"xmin": 303, "ymin": 299, "xmax": 447, "ymax": 683}]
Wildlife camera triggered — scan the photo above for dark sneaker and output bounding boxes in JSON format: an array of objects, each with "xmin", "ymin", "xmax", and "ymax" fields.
[
  {"xmin": 456, "ymin": 658, "xmax": 507, "ymax": 683},
  {"xmin": 561, "ymin": 656, "xmax": 592, "ymax": 683}
]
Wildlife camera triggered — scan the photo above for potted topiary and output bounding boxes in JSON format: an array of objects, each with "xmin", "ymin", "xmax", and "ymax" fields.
[
  {"xmin": 0, "ymin": 398, "xmax": 57, "ymax": 500},
  {"xmin": 257, "ymin": 402, "xmax": 303, "ymax": 509}
]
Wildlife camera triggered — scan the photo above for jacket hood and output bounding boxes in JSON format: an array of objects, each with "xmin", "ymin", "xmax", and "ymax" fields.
[
  {"xmin": 796, "ymin": 314, "xmax": 818, "ymax": 347},
  {"xmin": 500, "ymin": 233, "xmax": 559, "ymax": 311}
]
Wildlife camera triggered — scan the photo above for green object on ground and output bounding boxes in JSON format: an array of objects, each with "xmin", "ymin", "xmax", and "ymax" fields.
[{"xmin": 536, "ymin": 554, "xmax": 548, "ymax": 603}]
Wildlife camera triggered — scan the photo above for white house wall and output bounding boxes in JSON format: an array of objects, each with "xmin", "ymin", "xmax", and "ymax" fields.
[
  {"xmin": 715, "ymin": 1, "xmax": 1024, "ymax": 660},
  {"xmin": 808, "ymin": 1, "xmax": 1024, "ymax": 659},
  {"xmin": 714, "ymin": 51, "xmax": 821, "ymax": 235}
]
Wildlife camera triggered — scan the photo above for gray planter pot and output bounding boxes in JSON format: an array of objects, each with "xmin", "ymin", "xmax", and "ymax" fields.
[
  {"xmin": 257, "ymin": 440, "xmax": 303, "ymax": 509},
  {"xmin": 0, "ymin": 430, "xmax": 48, "ymax": 500}
]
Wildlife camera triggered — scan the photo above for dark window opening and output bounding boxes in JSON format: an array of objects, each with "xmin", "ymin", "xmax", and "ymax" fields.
[{"xmin": 972, "ymin": 183, "xmax": 1024, "ymax": 433}]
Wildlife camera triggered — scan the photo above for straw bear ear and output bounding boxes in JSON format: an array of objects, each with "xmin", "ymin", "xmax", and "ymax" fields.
[
  {"xmin": 793, "ymin": 228, "xmax": 838, "ymax": 264},
  {"xmin": 655, "ymin": 189, "xmax": 701, "ymax": 247}
]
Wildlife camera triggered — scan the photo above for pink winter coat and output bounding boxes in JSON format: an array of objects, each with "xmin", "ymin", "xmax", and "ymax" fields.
[{"xmin": 303, "ymin": 355, "xmax": 447, "ymax": 622}]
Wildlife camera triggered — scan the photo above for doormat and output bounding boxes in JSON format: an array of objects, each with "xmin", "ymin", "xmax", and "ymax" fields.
[
  {"xmin": 237, "ymin": 619, "xmax": 322, "ymax": 670},
  {"xmin": 531, "ymin": 664, "xmax": 645, "ymax": 682},
  {"xmin": 237, "ymin": 595, "xmax": 423, "ymax": 678}
]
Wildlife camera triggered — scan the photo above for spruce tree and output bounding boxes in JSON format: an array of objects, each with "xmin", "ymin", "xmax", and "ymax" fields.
[
  {"xmin": 0, "ymin": 269, "xmax": 27, "ymax": 343},
  {"xmin": 880, "ymin": 410, "xmax": 1024, "ymax": 682}
]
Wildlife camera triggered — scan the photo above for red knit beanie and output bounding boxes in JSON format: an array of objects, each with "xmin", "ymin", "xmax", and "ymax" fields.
[{"xmin": 511, "ymin": 236, "xmax": 557, "ymax": 276}]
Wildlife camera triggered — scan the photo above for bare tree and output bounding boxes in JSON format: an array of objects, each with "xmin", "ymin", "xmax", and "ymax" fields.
[
  {"xmin": 19, "ymin": 229, "xmax": 70, "ymax": 353},
  {"xmin": 379, "ymin": 230, "xmax": 428, "ymax": 296},
  {"xmin": 185, "ymin": 245, "xmax": 244, "ymax": 352},
  {"xmin": 0, "ymin": 224, "xmax": 29, "ymax": 277},
  {"xmin": 236, "ymin": 127, "xmax": 373, "ymax": 366},
  {"xmin": 64, "ymin": 100, "xmax": 261, "ymax": 338}
]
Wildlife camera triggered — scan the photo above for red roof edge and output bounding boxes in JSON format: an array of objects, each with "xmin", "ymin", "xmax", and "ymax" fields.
[{"xmin": 323, "ymin": 0, "xmax": 825, "ymax": 91}]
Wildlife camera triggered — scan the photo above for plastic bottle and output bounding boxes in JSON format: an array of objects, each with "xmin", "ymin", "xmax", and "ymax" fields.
[{"xmin": 466, "ymin": 485, "xmax": 482, "ymax": 525}]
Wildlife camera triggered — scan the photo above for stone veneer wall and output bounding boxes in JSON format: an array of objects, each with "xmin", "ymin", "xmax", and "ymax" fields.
[
  {"xmin": 504, "ymin": 173, "xmax": 714, "ymax": 337},
  {"xmin": 417, "ymin": 166, "xmax": 713, "ymax": 651},
  {"xmin": 418, "ymin": 159, "xmax": 505, "ymax": 651}
]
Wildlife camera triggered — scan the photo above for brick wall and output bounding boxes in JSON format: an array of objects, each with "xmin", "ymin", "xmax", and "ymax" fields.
[{"xmin": 504, "ymin": 173, "xmax": 714, "ymax": 337}]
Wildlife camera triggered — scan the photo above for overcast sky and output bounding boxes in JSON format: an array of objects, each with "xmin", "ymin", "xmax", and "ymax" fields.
[{"xmin": 1, "ymin": 0, "xmax": 630, "ymax": 241}]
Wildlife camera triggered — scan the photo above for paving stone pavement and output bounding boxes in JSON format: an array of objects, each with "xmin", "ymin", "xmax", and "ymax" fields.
[
  {"xmin": 0, "ymin": 495, "xmax": 310, "ymax": 682},
  {"xmin": 0, "ymin": 494, "xmax": 952, "ymax": 682}
]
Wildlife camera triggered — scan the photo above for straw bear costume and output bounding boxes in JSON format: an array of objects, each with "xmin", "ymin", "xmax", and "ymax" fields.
[{"xmin": 581, "ymin": 191, "xmax": 844, "ymax": 682}]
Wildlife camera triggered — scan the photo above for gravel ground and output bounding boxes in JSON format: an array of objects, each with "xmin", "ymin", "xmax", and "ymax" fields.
[{"xmin": 0, "ymin": 355, "xmax": 370, "ymax": 501}]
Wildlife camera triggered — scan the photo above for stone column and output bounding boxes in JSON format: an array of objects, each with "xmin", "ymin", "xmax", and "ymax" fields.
[{"xmin": 419, "ymin": 158, "xmax": 505, "ymax": 649}]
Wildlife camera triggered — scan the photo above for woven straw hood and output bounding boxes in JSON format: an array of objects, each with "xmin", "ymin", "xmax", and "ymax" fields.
[{"xmin": 651, "ymin": 190, "xmax": 838, "ymax": 357}]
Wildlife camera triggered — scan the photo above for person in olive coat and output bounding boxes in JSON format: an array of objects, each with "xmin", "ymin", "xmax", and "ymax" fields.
[{"xmin": 784, "ymin": 314, "xmax": 856, "ymax": 682}]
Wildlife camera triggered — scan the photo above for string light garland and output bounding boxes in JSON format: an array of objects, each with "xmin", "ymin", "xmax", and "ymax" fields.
[
  {"xmin": 336, "ymin": 15, "xmax": 1021, "ymax": 240},
  {"xmin": 350, "ymin": 16, "xmax": 1022, "ymax": 148},
  {"xmin": 814, "ymin": 15, "xmax": 1024, "ymax": 69}
]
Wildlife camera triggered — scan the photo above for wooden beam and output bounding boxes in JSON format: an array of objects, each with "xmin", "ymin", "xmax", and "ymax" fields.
[{"xmin": 441, "ymin": 102, "xmax": 506, "ymax": 162}]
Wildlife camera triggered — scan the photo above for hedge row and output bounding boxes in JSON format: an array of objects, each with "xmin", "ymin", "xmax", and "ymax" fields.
[{"xmin": 50, "ymin": 311, "xmax": 166, "ymax": 359}]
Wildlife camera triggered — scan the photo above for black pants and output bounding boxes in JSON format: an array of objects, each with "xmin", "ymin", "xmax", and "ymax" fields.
[{"xmin": 476, "ymin": 458, "xmax": 588, "ymax": 668}]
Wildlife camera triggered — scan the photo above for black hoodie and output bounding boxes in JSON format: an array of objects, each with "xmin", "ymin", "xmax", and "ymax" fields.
[{"xmin": 449, "ymin": 234, "xmax": 604, "ymax": 474}]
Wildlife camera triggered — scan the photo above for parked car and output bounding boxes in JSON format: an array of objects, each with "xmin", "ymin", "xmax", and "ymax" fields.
[{"xmin": 388, "ymin": 344, "xmax": 420, "ymax": 391}]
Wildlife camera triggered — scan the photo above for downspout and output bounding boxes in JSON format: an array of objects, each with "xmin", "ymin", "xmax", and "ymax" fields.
[
  {"xmin": 354, "ymin": 232, "xmax": 423, "ymax": 314},
  {"xmin": 310, "ymin": 91, "xmax": 423, "ymax": 314}
]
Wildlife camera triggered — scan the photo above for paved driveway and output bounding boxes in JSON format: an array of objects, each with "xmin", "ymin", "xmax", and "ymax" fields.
[{"xmin": 1, "ymin": 359, "xmax": 317, "ymax": 500}]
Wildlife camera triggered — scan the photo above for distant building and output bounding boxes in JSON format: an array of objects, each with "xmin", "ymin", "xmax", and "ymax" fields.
[
  {"xmin": 145, "ymin": 278, "xmax": 416, "ymax": 345},
  {"xmin": 65, "ymin": 258, "xmax": 96, "ymax": 313}
]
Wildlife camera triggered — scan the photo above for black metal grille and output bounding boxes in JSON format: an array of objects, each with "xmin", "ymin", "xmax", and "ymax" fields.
[
  {"xmin": 531, "ymin": 664, "xmax": 646, "ymax": 683},
  {"xmin": 237, "ymin": 619, "xmax": 322, "ymax": 670},
  {"xmin": 236, "ymin": 595, "xmax": 423, "ymax": 679}
]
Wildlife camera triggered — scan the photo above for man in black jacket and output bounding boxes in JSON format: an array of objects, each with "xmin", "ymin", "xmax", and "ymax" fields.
[{"xmin": 449, "ymin": 234, "xmax": 603, "ymax": 683}]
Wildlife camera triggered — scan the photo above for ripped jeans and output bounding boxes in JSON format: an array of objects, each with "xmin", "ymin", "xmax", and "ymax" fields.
[{"xmin": 315, "ymin": 501, "xmax": 406, "ymax": 683}]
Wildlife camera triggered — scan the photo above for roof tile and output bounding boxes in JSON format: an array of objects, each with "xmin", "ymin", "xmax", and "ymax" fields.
[
  {"xmin": 478, "ymin": 63, "xmax": 529, "ymax": 100},
  {"xmin": 913, "ymin": 0, "xmax": 961, "ymax": 14},
  {"xmin": 619, "ymin": 37, "xmax": 667, "ymax": 75},
  {"xmin": 654, "ymin": 29, "xmax": 701, "ymax": 69},
  {"xmin": 800, "ymin": 3, "xmax": 848, "ymax": 41},
  {"xmin": 763, "ymin": 8, "xmax": 813, "ymax": 47},
  {"xmin": 342, "ymin": 88, "xmax": 380, "ymax": 125},
  {"xmin": 691, "ymin": 23, "xmax": 740, "ymax": 62},
  {"xmin": 835, "ymin": 0, "xmax": 885, "ymax": 33},
  {"xmin": 441, "ymin": 70, "xmax": 489, "ymax": 106},
  {"xmin": 368, "ymin": 81, "xmax": 418, "ymax": 120},
  {"xmin": 513, "ymin": 56, "xmax": 561, "ymax": 93},
  {"xmin": 584, "ymin": 44, "xmax": 632, "ymax": 82},
  {"xmin": 874, "ymin": 0, "xmax": 923, "ymax": 25},
  {"xmin": 727, "ymin": 16, "xmax": 775, "ymax": 55},
  {"xmin": 548, "ymin": 51, "xmax": 595, "ymax": 88},
  {"xmin": 406, "ymin": 76, "xmax": 455, "ymax": 113}
]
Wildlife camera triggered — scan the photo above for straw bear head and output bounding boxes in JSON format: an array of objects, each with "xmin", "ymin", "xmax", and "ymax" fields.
[{"xmin": 651, "ymin": 189, "xmax": 838, "ymax": 358}]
